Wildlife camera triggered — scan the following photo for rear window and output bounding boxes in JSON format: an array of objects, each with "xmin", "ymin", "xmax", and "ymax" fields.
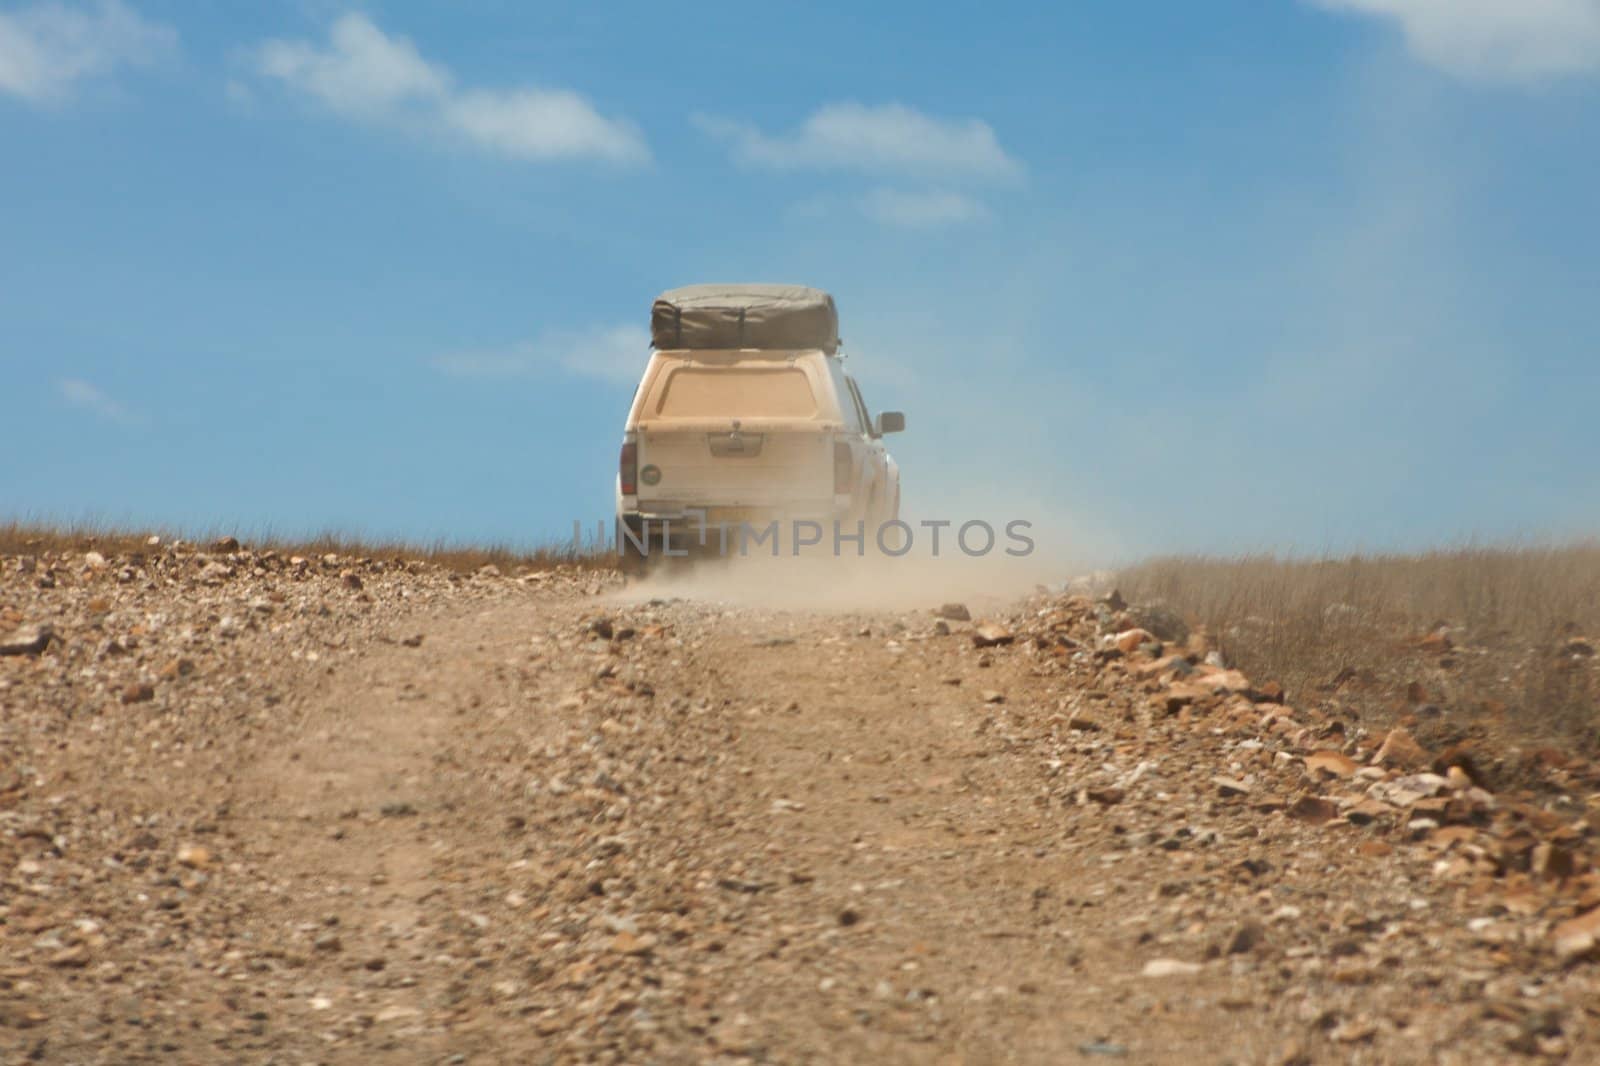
[{"xmin": 652, "ymin": 366, "xmax": 817, "ymax": 419}]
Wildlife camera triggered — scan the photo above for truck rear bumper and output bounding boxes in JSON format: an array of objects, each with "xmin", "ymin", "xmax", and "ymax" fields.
[{"xmin": 618, "ymin": 505, "xmax": 857, "ymax": 558}]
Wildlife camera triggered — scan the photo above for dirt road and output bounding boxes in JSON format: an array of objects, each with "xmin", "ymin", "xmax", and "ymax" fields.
[{"xmin": 2, "ymin": 550, "xmax": 1596, "ymax": 1063}]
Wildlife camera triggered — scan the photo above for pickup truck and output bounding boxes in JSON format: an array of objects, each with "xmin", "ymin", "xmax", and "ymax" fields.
[{"xmin": 615, "ymin": 285, "xmax": 904, "ymax": 567}]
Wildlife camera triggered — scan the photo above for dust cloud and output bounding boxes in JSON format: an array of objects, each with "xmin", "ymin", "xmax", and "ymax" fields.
[{"xmin": 608, "ymin": 537, "xmax": 1089, "ymax": 613}]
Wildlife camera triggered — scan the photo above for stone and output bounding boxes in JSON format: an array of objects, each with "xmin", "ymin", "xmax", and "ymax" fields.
[
  {"xmin": 1287, "ymin": 795, "xmax": 1340, "ymax": 825},
  {"xmin": 212, "ymin": 536, "xmax": 240, "ymax": 553},
  {"xmin": 1344, "ymin": 800, "xmax": 1392, "ymax": 826},
  {"xmin": 120, "ymin": 682, "xmax": 156, "ymax": 704},
  {"xmin": 341, "ymin": 570, "xmax": 363, "ymax": 590},
  {"xmin": 1085, "ymin": 786, "xmax": 1125, "ymax": 806},
  {"xmin": 609, "ymin": 931, "xmax": 656, "ymax": 956},
  {"xmin": 1375, "ymin": 727, "xmax": 1428, "ymax": 770},
  {"xmin": 1533, "ymin": 843, "xmax": 1576, "ymax": 882},
  {"xmin": 1199, "ymin": 668, "xmax": 1252, "ymax": 693},
  {"xmin": 0, "ymin": 624, "xmax": 52, "ymax": 656},
  {"xmin": 1418, "ymin": 630, "xmax": 1453, "ymax": 653},
  {"xmin": 1304, "ymin": 751, "xmax": 1358, "ymax": 778},
  {"xmin": 1141, "ymin": 958, "xmax": 1202, "ymax": 977},
  {"xmin": 1125, "ymin": 604, "xmax": 1189, "ymax": 643},
  {"xmin": 1251, "ymin": 680, "xmax": 1285, "ymax": 704},
  {"xmin": 176, "ymin": 844, "xmax": 211, "ymax": 869},
  {"xmin": 1213, "ymin": 776, "xmax": 1252, "ymax": 798},
  {"xmin": 158, "ymin": 658, "xmax": 196, "ymax": 681},
  {"xmin": 972, "ymin": 623, "xmax": 1014, "ymax": 648},
  {"xmin": 935, "ymin": 603, "xmax": 971, "ymax": 622},
  {"xmin": 1225, "ymin": 920, "xmax": 1266, "ymax": 955},
  {"xmin": 1113, "ymin": 629, "xmax": 1155, "ymax": 656},
  {"xmin": 1551, "ymin": 908, "xmax": 1600, "ymax": 961}
]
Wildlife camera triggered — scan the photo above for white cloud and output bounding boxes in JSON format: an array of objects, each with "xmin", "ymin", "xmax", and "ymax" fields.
[
  {"xmin": 443, "ymin": 89, "xmax": 649, "ymax": 164},
  {"xmin": 431, "ymin": 325, "xmax": 650, "ymax": 386},
  {"xmin": 257, "ymin": 12, "xmax": 446, "ymax": 117},
  {"xmin": 859, "ymin": 188, "xmax": 989, "ymax": 228},
  {"xmin": 693, "ymin": 102, "xmax": 1022, "ymax": 181},
  {"xmin": 253, "ymin": 13, "xmax": 649, "ymax": 165},
  {"xmin": 59, "ymin": 378, "xmax": 140, "ymax": 425},
  {"xmin": 0, "ymin": 0, "xmax": 175, "ymax": 103},
  {"xmin": 1311, "ymin": 0, "xmax": 1600, "ymax": 81}
]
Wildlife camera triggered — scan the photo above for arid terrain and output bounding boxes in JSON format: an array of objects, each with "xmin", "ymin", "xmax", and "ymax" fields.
[{"xmin": 4, "ymin": 540, "xmax": 1600, "ymax": 1064}]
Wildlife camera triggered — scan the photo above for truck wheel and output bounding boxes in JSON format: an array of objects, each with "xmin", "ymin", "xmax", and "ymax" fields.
[{"xmin": 619, "ymin": 538, "xmax": 651, "ymax": 578}]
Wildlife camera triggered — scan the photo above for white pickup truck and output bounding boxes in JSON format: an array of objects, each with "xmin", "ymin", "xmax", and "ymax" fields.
[{"xmin": 615, "ymin": 285, "xmax": 904, "ymax": 566}]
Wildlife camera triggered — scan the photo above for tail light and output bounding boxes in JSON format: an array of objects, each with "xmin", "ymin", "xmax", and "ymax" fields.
[
  {"xmin": 620, "ymin": 441, "xmax": 638, "ymax": 495},
  {"xmin": 833, "ymin": 440, "xmax": 852, "ymax": 494}
]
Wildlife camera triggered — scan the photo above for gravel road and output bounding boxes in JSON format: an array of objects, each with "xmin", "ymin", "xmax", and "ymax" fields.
[{"xmin": 3, "ymin": 546, "xmax": 1597, "ymax": 1063}]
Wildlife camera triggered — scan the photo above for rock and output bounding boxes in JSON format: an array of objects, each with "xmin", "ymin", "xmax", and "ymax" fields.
[
  {"xmin": 1303, "ymin": 751, "xmax": 1358, "ymax": 778},
  {"xmin": 340, "ymin": 570, "xmax": 363, "ymax": 590},
  {"xmin": 588, "ymin": 617, "xmax": 615, "ymax": 640},
  {"xmin": 1375, "ymin": 727, "xmax": 1428, "ymax": 770},
  {"xmin": 1100, "ymin": 588, "xmax": 1127, "ymax": 612},
  {"xmin": 1141, "ymin": 958, "xmax": 1202, "ymax": 977},
  {"xmin": 1418, "ymin": 630, "xmax": 1453, "ymax": 654},
  {"xmin": 932, "ymin": 620, "xmax": 951, "ymax": 636},
  {"xmin": 609, "ymin": 931, "xmax": 657, "ymax": 956},
  {"xmin": 981, "ymin": 690, "xmax": 1005, "ymax": 704},
  {"xmin": 1344, "ymin": 800, "xmax": 1392, "ymax": 826},
  {"xmin": 158, "ymin": 658, "xmax": 196, "ymax": 680},
  {"xmin": 1287, "ymin": 795, "xmax": 1340, "ymax": 824},
  {"xmin": 375, "ymin": 1005, "xmax": 421, "ymax": 1023},
  {"xmin": 1125, "ymin": 604, "xmax": 1189, "ymax": 643},
  {"xmin": 176, "ymin": 844, "xmax": 211, "ymax": 869},
  {"xmin": 1562, "ymin": 637, "xmax": 1595, "ymax": 658},
  {"xmin": 1250, "ymin": 680, "xmax": 1285, "ymax": 704},
  {"xmin": 0, "ymin": 624, "xmax": 53, "ymax": 656},
  {"xmin": 1085, "ymin": 786, "xmax": 1125, "ymax": 806},
  {"xmin": 1332, "ymin": 1018, "xmax": 1377, "ymax": 1044},
  {"xmin": 120, "ymin": 682, "xmax": 156, "ymax": 704},
  {"xmin": 401, "ymin": 634, "xmax": 424, "ymax": 648},
  {"xmin": 1368, "ymin": 773, "xmax": 1447, "ymax": 807},
  {"xmin": 935, "ymin": 603, "xmax": 971, "ymax": 622},
  {"xmin": 1113, "ymin": 629, "xmax": 1155, "ymax": 656},
  {"xmin": 212, "ymin": 536, "xmax": 240, "ymax": 553},
  {"xmin": 972, "ymin": 623, "xmax": 1014, "ymax": 648},
  {"xmin": 83, "ymin": 550, "xmax": 107, "ymax": 569},
  {"xmin": 1213, "ymin": 776, "xmax": 1252, "ymax": 798},
  {"xmin": 1553, "ymin": 908, "xmax": 1600, "ymax": 961},
  {"xmin": 1225, "ymin": 920, "xmax": 1266, "ymax": 955},
  {"xmin": 314, "ymin": 933, "xmax": 342, "ymax": 952},
  {"xmin": 1533, "ymin": 844, "xmax": 1577, "ymax": 882},
  {"xmin": 1199, "ymin": 669, "xmax": 1252, "ymax": 693}
]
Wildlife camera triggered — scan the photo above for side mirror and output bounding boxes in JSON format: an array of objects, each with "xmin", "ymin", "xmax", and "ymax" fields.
[{"xmin": 875, "ymin": 411, "xmax": 906, "ymax": 435}]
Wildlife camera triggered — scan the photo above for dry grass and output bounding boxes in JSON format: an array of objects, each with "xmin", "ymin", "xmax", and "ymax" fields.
[
  {"xmin": 1116, "ymin": 543, "xmax": 1600, "ymax": 748},
  {"xmin": 0, "ymin": 520, "xmax": 616, "ymax": 574}
]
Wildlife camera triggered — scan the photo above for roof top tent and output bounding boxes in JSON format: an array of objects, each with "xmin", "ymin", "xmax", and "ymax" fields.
[{"xmin": 650, "ymin": 284, "xmax": 839, "ymax": 355}]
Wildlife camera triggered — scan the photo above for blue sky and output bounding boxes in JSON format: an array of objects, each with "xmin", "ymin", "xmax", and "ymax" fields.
[{"xmin": 2, "ymin": 1, "xmax": 1598, "ymax": 559}]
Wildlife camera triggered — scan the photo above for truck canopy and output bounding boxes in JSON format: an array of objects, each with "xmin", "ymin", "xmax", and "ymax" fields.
[{"xmin": 650, "ymin": 284, "xmax": 839, "ymax": 355}]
